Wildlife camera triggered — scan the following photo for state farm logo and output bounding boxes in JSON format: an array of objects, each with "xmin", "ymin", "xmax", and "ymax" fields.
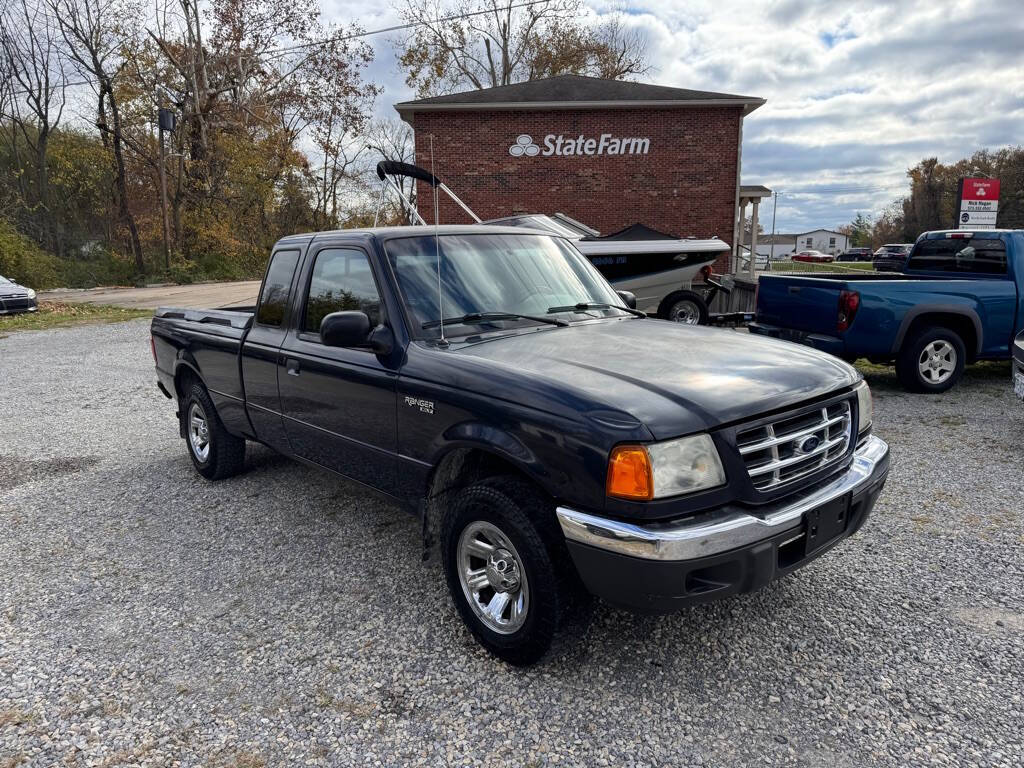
[
  {"xmin": 507, "ymin": 132, "xmax": 650, "ymax": 158},
  {"xmin": 509, "ymin": 134, "xmax": 540, "ymax": 157}
]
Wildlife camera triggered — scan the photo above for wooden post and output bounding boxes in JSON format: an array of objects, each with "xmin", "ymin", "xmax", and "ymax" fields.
[{"xmin": 749, "ymin": 200, "xmax": 760, "ymax": 279}]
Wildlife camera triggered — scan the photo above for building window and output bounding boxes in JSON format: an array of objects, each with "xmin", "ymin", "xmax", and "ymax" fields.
[
  {"xmin": 806, "ymin": 237, "xmax": 813, "ymax": 247},
  {"xmin": 829, "ymin": 237, "xmax": 836, "ymax": 247}
]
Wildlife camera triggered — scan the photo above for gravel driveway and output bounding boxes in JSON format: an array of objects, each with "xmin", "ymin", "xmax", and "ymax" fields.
[{"xmin": 1, "ymin": 320, "xmax": 1023, "ymax": 767}]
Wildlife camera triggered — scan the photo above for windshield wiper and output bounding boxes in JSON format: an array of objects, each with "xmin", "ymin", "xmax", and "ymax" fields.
[
  {"xmin": 422, "ymin": 311, "xmax": 569, "ymax": 330},
  {"xmin": 547, "ymin": 302, "xmax": 646, "ymax": 318}
]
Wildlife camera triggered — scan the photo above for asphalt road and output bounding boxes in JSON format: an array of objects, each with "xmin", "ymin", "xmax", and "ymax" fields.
[
  {"xmin": 39, "ymin": 280, "xmax": 260, "ymax": 309},
  {"xmin": 1, "ymin": 319, "xmax": 1023, "ymax": 767}
]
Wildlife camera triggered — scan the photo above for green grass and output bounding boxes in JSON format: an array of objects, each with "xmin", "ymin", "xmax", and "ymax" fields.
[
  {"xmin": 768, "ymin": 260, "xmax": 875, "ymax": 274},
  {"xmin": 0, "ymin": 301, "xmax": 152, "ymax": 333}
]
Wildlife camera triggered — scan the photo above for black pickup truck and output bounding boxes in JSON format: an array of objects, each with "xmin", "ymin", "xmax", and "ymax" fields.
[{"xmin": 152, "ymin": 225, "xmax": 890, "ymax": 664}]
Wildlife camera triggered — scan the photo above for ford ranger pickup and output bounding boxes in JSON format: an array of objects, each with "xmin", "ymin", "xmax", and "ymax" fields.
[
  {"xmin": 751, "ymin": 230, "xmax": 1024, "ymax": 392},
  {"xmin": 151, "ymin": 225, "xmax": 890, "ymax": 664}
]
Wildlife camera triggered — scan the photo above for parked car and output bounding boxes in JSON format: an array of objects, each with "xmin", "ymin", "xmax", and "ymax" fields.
[
  {"xmin": 0, "ymin": 275, "xmax": 38, "ymax": 315},
  {"xmin": 872, "ymin": 243, "xmax": 913, "ymax": 271},
  {"xmin": 151, "ymin": 225, "xmax": 889, "ymax": 664},
  {"xmin": 751, "ymin": 230, "xmax": 1024, "ymax": 392},
  {"xmin": 792, "ymin": 250, "xmax": 834, "ymax": 263},
  {"xmin": 837, "ymin": 247, "xmax": 872, "ymax": 262},
  {"xmin": 1013, "ymin": 329, "xmax": 1024, "ymax": 400}
]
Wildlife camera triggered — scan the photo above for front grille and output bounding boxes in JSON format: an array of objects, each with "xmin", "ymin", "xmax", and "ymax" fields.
[
  {"xmin": 736, "ymin": 399, "xmax": 852, "ymax": 491},
  {"xmin": 0, "ymin": 296, "xmax": 31, "ymax": 311}
]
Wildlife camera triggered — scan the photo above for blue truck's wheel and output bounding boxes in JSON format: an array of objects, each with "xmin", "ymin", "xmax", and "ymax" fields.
[
  {"xmin": 440, "ymin": 477, "xmax": 587, "ymax": 665},
  {"xmin": 895, "ymin": 327, "xmax": 966, "ymax": 393},
  {"xmin": 182, "ymin": 382, "xmax": 246, "ymax": 480}
]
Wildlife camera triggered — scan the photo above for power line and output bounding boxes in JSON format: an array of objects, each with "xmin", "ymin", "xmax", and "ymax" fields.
[{"xmin": 3, "ymin": 0, "xmax": 551, "ymax": 98}]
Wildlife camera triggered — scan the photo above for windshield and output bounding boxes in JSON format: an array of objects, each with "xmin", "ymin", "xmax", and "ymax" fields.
[{"xmin": 384, "ymin": 233, "xmax": 625, "ymax": 338}]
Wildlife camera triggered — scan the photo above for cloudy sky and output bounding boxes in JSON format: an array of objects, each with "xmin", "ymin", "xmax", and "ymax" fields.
[{"xmin": 323, "ymin": 0, "xmax": 1023, "ymax": 233}]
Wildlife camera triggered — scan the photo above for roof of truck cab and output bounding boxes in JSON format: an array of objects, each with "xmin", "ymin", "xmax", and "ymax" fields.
[{"xmin": 274, "ymin": 224, "xmax": 558, "ymax": 246}]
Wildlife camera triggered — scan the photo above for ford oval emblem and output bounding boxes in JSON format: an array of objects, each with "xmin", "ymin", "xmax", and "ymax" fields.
[{"xmin": 796, "ymin": 435, "xmax": 821, "ymax": 454}]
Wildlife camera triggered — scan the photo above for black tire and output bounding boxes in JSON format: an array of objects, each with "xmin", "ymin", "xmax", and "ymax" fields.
[
  {"xmin": 182, "ymin": 382, "xmax": 246, "ymax": 480},
  {"xmin": 895, "ymin": 326, "xmax": 966, "ymax": 393},
  {"xmin": 441, "ymin": 477, "xmax": 587, "ymax": 666},
  {"xmin": 658, "ymin": 290, "xmax": 710, "ymax": 325}
]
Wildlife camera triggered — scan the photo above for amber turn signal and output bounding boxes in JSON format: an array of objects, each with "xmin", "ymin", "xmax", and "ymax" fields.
[{"xmin": 606, "ymin": 445, "xmax": 653, "ymax": 501}]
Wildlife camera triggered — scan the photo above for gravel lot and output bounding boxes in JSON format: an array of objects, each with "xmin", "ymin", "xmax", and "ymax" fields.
[{"xmin": 1, "ymin": 319, "xmax": 1023, "ymax": 767}]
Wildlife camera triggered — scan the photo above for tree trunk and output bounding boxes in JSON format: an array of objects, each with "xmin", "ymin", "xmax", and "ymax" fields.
[{"xmin": 101, "ymin": 76, "xmax": 144, "ymax": 274}]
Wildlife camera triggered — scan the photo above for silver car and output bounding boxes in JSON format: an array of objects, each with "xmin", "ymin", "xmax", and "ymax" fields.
[{"xmin": 0, "ymin": 275, "xmax": 38, "ymax": 314}]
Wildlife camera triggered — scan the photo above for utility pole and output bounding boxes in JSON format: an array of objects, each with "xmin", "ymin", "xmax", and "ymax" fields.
[{"xmin": 157, "ymin": 106, "xmax": 176, "ymax": 271}]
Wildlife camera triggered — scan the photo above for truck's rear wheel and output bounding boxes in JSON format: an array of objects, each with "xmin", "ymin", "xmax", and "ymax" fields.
[
  {"xmin": 183, "ymin": 382, "xmax": 246, "ymax": 480},
  {"xmin": 441, "ymin": 477, "xmax": 583, "ymax": 666},
  {"xmin": 895, "ymin": 327, "xmax": 965, "ymax": 393},
  {"xmin": 659, "ymin": 290, "xmax": 709, "ymax": 325}
]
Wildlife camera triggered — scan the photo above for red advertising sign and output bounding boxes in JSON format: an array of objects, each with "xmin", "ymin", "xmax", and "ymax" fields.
[
  {"xmin": 958, "ymin": 177, "xmax": 1000, "ymax": 229},
  {"xmin": 961, "ymin": 178, "xmax": 1000, "ymax": 202}
]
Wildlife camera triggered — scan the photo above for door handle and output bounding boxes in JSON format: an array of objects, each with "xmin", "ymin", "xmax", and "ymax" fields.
[{"xmin": 286, "ymin": 358, "xmax": 301, "ymax": 376}]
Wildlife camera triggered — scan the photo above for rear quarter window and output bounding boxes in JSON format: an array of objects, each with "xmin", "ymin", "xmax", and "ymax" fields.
[{"xmin": 256, "ymin": 249, "xmax": 300, "ymax": 326}]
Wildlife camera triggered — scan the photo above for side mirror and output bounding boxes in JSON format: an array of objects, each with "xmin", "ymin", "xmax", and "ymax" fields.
[
  {"xmin": 320, "ymin": 311, "xmax": 370, "ymax": 348},
  {"xmin": 616, "ymin": 290, "xmax": 637, "ymax": 310}
]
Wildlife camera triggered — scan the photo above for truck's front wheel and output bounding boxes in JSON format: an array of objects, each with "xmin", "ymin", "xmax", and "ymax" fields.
[
  {"xmin": 183, "ymin": 382, "xmax": 246, "ymax": 480},
  {"xmin": 441, "ymin": 478, "xmax": 582, "ymax": 666},
  {"xmin": 895, "ymin": 327, "xmax": 966, "ymax": 393}
]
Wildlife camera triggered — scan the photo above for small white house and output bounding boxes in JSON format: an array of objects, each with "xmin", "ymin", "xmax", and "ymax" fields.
[
  {"xmin": 794, "ymin": 229, "xmax": 849, "ymax": 256},
  {"xmin": 756, "ymin": 235, "xmax": 797, "ymax": 259}
]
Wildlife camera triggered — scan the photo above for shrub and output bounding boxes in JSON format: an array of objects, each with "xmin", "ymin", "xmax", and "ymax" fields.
[{"xmin": 0, "ymin": 218, "xmax": 63, "ymax": 289}]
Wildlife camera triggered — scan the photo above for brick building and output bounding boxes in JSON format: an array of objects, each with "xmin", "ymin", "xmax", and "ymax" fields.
[{"xmin": 395, "ymin": 75, "xmax": 765, "ymax": 272}]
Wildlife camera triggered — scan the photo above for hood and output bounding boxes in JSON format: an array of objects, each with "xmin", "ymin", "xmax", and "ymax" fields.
[
  {"xmin": 451, "ymin": 318, "xmax": 859, "ymax": 438},
  {"xmin": 0, "ymin": 279, "xmax": 29, "ymax": 297}
]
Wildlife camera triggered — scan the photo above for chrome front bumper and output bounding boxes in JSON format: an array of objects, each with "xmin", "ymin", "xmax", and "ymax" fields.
[{"xmin": 557, "ymin": 435, "xmax": 889, "ymax": 562}]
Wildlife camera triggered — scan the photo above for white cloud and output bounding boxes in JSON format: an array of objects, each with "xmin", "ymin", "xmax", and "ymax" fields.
[{"xmin": 324, "ymin": 0, "xmax": 1024, "ymax": 232}]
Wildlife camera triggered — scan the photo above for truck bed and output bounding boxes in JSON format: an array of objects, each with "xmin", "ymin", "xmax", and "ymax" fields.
[{"xmin": 152, "ymin": 306, "xmax": 256, "ymax": 415}]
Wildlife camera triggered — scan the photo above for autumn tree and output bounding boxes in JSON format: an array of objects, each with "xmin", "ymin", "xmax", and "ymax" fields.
[
  {"xmin": 0, "ymin": 0, "xmax": 68, "ymax": 250},
  {"xmin": 51, "ymin": 0, "xmax": 145, "ymax": 273},
  {"xmin": 394, "ymin": 0, "xmax": 651, "ymax": 97}
]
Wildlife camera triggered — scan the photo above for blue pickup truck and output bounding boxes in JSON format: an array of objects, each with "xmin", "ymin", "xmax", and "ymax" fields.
[{"xmin": 751, "ymin": 230, "xmax": 1024, "ymax": 392}]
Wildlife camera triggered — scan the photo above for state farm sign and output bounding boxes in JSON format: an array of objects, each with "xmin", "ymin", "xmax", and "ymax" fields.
[
  {"xmin": 958, "ymin": 177, "xmax": 1000, "ymax": 229},
  {"xmin": 508, "ymin": 133, "xmax": 650, "ymax": 158}
]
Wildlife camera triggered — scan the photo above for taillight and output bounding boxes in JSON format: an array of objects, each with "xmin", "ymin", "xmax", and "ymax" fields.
[
  {"xmin": 837, "ymin": 290, "xmax": 860, "ymax": 333},
  {"xmin": 150, "ymin": 335, "xmax": 157, "ymax": 362}
]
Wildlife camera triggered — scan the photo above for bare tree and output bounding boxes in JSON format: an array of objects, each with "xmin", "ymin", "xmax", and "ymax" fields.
[
  {"xmin": 394, "ymin": 0, "xmax": 650, "ymax": 97},
  {"xmin": 0, "ymin": 0, "xmax": 68, "ymax": 249},
  {"xmin": 364, "ymin": 118, "xmax": 418, "ymax": 224},
  {"xmin": 51, "ymin": 0, "xmax": 145, "ymax": 273}
]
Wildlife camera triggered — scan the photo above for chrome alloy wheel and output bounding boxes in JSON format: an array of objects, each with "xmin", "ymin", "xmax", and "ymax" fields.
[
  {"xmin": 187, "ymin": 402, "xmax": 211, "ymax": 462},
  {"xmin": 668, "ymin": 299, "xmax": 701, "ymax": 324},
  {"xmin": 457, "ymin": 521, "xmax": 530, "ymax": 635},
  {"xmin": 918, "ymin": 340, "xmax": 957, "ymax": 384}
]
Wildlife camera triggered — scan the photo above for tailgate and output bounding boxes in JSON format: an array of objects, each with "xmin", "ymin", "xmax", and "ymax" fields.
[{"xmin": 756, "ymin": 275, "xmax": 846, "ymax": 335}]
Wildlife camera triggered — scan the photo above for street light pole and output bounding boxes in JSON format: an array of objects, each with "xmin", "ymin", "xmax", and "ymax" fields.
[{"xmin": 158, "ymin": 118, "xmax": 170, "ymax": 270}]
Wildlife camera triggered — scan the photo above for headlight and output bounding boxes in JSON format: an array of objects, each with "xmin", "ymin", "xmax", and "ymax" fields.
[
  {"xmin": 855, "ymin": 380, "xmax": 872, "ymax": 433},
  {"xmin": 607, "ymin": 434, "xmax": 726, "ymax": 500},
  {"xmin": 26, "ymin": 288, "xmax": 36, "ymax": 299}
]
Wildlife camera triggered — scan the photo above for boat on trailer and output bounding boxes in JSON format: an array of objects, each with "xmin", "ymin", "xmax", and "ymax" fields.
[{"xmin": 373, "ymin": 161, "xmax": 731, "ymax": 324}]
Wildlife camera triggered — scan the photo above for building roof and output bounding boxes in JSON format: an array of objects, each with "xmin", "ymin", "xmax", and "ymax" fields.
[
  {"xmin": 740, "ymin": 184, "xmax": 772, "ymax": 198},
  {"xmin": 395, "ymin": 75, "xmax": 765, "ymax": 120},
  {"xmin": 795, "ymin": 228, "xmax": 848, "ymax": 237}
]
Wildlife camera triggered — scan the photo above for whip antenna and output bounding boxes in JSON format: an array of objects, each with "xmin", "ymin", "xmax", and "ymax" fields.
[{"xmin": 430, "ymin": 135, "xmax": 446, "ymax": 344}]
